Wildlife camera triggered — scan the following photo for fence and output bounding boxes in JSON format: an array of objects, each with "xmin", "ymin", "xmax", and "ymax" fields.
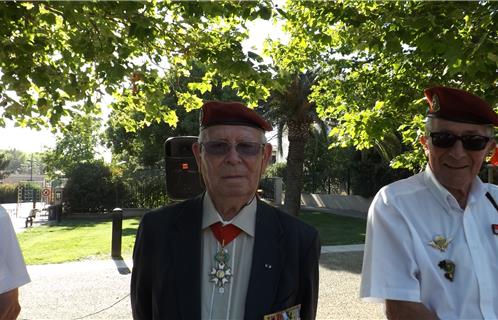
[{"xmin": 117, "ymin": 167, "xmax": 170, "ymax": 209}]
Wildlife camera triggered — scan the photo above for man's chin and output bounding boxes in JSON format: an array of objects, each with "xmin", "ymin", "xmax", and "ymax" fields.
[{"xmin": 440, "ymin": 176, "xmax": 472, "ymax": 192}]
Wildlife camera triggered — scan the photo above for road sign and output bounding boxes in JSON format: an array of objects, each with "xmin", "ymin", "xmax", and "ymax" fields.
[{"xmin": 42, "ymin": 188, "xmax": 51, "ymax": 197}]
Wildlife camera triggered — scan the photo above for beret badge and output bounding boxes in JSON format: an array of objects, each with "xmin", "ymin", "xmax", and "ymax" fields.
[{"xmin": 432, "ymin": 94, "xmax": 440, "ymax": 113}]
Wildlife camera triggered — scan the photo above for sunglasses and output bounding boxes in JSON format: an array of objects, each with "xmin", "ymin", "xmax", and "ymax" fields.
[
  {"xmin": 429, "ymin": 132, "xmax": 491, "ymax": 151},
  {"xmin": 201, "ymin": 141, "xmax": 265, "ymax": 156}
]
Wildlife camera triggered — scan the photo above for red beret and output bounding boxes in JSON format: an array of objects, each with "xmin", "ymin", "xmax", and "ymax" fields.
[
  {"xmin": 424, "ymin": 86, "xmax": 498, "ymax": 126},
  {"xmin": 199, "ymin": 101, "xmax": 272, "ymax": 131}
]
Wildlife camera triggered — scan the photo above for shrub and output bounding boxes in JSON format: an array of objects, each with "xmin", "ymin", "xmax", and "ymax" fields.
[
  {"xmin": 64, "ymin": 162, "xmax": 115, "ymax": 213},
  {"xmin": 0, "ymin": 183, "xmax": 17, "ymax": 203}
]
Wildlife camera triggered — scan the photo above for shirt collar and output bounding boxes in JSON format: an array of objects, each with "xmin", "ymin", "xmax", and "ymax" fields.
[
  {"xmin": 201, "ymin": 192, "xmax": 257, "ymax": 237},
  {"xmin": 424, "ymin": 164, "xmax": 486, "ymax": 211}
]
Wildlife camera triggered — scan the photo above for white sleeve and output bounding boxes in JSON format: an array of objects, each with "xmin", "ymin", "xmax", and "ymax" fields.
[
  {"xmin": 360, "ymin": 187, "xmax": 421, "ymax": 303},
  {"xmin": 0, "ymin": 211, "xmax": 31, "ymax": 293}
]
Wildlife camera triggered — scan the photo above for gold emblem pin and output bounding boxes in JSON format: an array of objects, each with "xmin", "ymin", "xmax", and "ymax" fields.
[
  {"xmin": 431, "ymin": 94, "xmax": 440, "ymax": 112},
  {"xmin": 429, "ymin": 235, "xmax": 452, "ymax": 252}
]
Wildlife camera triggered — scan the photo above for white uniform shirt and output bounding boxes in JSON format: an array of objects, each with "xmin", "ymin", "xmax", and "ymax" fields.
[
  {"xmin": 360, "ymin": 166, "xmax": 498, "ymax": 319},
  {"xmin": 0, "ymin": 207, "xmax": 30, "ymax": 294},
  {"xmin": 201, "ymin": 192, "xmax": 256, "ymax": 320}
]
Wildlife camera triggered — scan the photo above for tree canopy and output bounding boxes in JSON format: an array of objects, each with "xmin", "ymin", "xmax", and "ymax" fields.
[
  {"xmin": 279, "ymin": 1, "xmax": 497, "ymax": 169},
  {"xmin": 0, "ymin": 1, "xmax": 273, "ymax": 130},
  {"xmin": 41, "ymin": 114, "xmax": 102, "ymax": 178},
  {"xmin": 1, "ymin": 1, "xmax": 497, "ymax": 213}
]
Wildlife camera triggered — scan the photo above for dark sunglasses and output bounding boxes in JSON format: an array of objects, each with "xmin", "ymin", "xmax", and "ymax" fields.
[
  {"xmin": 201, "ymin": 141, "xmax": 265, "ymax": 156},
  {"xmin": 429, "ymin": 132, "xmax": 491, "ymax": 151}
]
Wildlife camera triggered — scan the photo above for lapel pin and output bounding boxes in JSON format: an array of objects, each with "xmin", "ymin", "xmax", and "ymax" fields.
[
  {"xmin": 438, "ymin": 259, "xmax": 455, "ymax": 282},
  {"xmin": 264, "ymin": 264, "xmax": 272, "ymax": 269},
  {"xmin": 492, "ymin": 224, "xmax": 498, "ymax": 235},
  {"xmin": 429, "ymin": 235, "xmax": 452, "ymax": 252}
]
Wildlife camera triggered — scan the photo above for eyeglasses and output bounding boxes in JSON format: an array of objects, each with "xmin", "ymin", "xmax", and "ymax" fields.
[
  {"xmin": 201, "ymin": 141, "xmax": 265, "ymax": 156},
  {"xmin": 429, "ymin": 132, "xmax": 491, "ymax": 151}
]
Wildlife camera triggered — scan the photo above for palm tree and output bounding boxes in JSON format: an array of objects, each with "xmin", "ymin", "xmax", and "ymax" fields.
[{"xmin": 262, "ymin": 69, "xmax": 320, "ymax": 216}]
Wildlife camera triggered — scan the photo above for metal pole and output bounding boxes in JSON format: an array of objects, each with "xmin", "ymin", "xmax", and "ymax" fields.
[{"xmin": 111, "ymin": 208, "xmax": 123, "ymax": 258}]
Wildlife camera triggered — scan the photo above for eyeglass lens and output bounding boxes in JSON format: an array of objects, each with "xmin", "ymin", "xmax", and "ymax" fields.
[
  {"xmin": 202, "ymin": 141, "xmax": 263, "ymax": 156},
  {"xmin": 430, "ymin": 132, "xmax": 490, "ymax": 151}
]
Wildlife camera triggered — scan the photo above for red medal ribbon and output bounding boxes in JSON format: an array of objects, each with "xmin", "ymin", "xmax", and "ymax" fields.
[
  {"xmin": 210, "ymin": 222, "xmax": 242, "ymax": 246},
  {"xmin": 492, "ymin": 224, "xmax": 498, "ymax": 235}
]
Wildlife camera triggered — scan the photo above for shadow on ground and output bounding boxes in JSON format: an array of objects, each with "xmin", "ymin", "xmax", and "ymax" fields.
[{"xmin": 319, "ymin": 251, "xmax": 363, "ymax": 274}]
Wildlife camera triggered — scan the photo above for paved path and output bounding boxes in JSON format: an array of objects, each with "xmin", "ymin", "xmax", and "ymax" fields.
[{"xmin": 18, "ymin": 247, "xmax": 385, "ymax": 320}]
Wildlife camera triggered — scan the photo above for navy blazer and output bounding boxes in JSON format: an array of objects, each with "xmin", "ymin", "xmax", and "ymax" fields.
[{"xmin": 131, "ymin": 195, "xmax": 320, "ymax": 320}]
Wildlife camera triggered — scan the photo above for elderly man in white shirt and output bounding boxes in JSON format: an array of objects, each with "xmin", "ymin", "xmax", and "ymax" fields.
[
  {"xmin": 361, "ymin": 86, "xmax": 498, "ymax": 319},
  {"xmin": 0, "ymin": 206, "xmax": 31, "ymax": 320}
]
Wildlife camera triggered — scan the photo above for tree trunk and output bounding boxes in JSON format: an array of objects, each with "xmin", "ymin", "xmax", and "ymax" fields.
[{"xmin": 283, "ymin": 119, "xmax": 309, "ymax": 216}]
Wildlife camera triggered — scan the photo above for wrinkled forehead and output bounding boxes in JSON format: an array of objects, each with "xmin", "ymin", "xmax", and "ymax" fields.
[
  {"xmin": 431, "ymin": 117, "xmax": 493, "ymax": 135},
  {"xmin": 202, "ymin": 124, "xmax": 264, "ymax": 141}
]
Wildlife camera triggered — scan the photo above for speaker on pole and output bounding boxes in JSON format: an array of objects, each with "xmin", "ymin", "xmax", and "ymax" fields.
[{"xmin": 164, "ymin": 136, "xmax": 205, "ymax": 200}]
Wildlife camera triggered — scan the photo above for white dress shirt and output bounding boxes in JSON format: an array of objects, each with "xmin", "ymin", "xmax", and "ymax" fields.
[
  {"xmin": 201, "ymin": 192, "xmax": 256, "ymax": 320},
  {"xmin": 361, "ymin": 166, "xmax": 498, "ymax": 319}
]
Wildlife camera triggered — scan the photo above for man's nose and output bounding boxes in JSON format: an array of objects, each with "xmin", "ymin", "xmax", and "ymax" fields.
[
  {"xmin": 224, "ymin": 145, "xmax": 242, "ymax": 163},
  {"xmin": 448, "ymin": 139, "xmax": 467, "ymax": 158}
]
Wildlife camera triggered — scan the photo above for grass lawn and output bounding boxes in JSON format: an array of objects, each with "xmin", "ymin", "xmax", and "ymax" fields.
[
  {"xmin": 17, "ymin": 218, "xmax": 140, "ymax": 265},
  {"xmin": 18, "ymin": 211, "xmax": 366, "ymax": 265},
  {"xmin": 300, "ymin": 211, "xmax": 366, "ymax": 245}
]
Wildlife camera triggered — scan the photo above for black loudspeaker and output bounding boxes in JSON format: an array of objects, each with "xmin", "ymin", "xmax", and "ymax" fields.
[{"xmin": 164, "ymin": 136, "xmax": 204, "ymax": 200}]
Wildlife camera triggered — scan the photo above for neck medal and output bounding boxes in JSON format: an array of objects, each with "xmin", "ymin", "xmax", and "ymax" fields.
[
  {"xmin": 429, "ymin": 235, "xmax": 452, "ymax": 252},
  {"xmin": 209, "ymin": 245, "xmax": 232, "ymax": 293}
]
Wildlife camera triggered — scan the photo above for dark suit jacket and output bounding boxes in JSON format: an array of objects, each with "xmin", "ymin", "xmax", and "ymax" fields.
[{"xmin": 131, "ymin": 195, "xmax": 320, "ymax": 320}]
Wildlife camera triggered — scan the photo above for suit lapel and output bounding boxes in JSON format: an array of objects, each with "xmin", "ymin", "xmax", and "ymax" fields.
[
  {"xmin": 245, "ymin": 200, "xmax": 285, "ymax": 319},
  {"xmin": 173, "ymin": 195, "xmax": 203, "ymax": 319}
]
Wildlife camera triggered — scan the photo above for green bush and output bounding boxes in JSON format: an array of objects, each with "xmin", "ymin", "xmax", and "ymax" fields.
[
  {"xmin": 0, "ymin": 183, "xmax": 17, "ymax": 203},
  {"xmin": 64, "ymin": 161, "xmax": 115, "ymax": 213},
  {"xmin": 264, "ymin": 162, "xmax": 287, "ymax": 180}
]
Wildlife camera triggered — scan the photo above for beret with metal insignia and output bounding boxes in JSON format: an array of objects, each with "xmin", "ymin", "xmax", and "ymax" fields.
[
  {"xmin": 199, "ymin": 101, "xmax": 272, "ymax": 131},
  {"xmin": 424, "ymin": 86, "xmax": 498, "ymax": 126}
]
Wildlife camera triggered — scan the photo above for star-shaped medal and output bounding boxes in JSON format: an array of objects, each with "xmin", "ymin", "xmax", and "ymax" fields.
[
  {"xmin": 210, "ymin": 262, "xmax": 232, "ymax": 293},
  {"xmin": 429, "ymin": 235, "xmax": 452, "ymax": 252},
  {"xmin": 209, "ymin": 248, "xmax": 233, "ymax": 293}
]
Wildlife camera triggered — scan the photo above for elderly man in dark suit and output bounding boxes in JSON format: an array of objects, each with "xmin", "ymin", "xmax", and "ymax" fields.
[{"xmin": 131, "ymin": 101, "xmax": 320, "ymax": 320}]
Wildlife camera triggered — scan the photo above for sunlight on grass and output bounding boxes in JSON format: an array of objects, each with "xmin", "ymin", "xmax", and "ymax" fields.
[{"xmin": 18, "ymin": 218, "xmax": 140, "ymax": 265}]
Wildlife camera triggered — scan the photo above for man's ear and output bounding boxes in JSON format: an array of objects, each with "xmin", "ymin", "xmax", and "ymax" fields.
[
  {"xmin": 487, "ymin": 140, "xmax": 496, "ymax": 156},
  {"xmin": 420, "ymin": 135, "xmax": 430, "ymax": 156}
]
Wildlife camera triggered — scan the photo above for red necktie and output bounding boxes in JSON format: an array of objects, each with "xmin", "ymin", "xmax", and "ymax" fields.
[{"xmin": 210, "ymin": 222, "xmax": 242, "ymax": 246}]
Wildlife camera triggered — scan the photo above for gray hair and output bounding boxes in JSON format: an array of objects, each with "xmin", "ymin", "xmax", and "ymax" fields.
[
  {"xmin": 198, "ymin": 127, "xmax": 268, "ymax": 144},
  {"xmin": 424, "ymin": 117, "xmax": 495, "ymax": 137}
]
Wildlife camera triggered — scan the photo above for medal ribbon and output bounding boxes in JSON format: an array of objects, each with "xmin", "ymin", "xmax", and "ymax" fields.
[{"xmin": 210, "ymin": 222, "xmax": 242, "ymax": 246}]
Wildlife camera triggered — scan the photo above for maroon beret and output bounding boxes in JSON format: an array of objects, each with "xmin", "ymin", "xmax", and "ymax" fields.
[
  {"xmin": 424, "ymin": 86, "xmax": 498, "ymax": 126},
  {"xmin": 199, "ymin": 101, "xmax": 272, "ymax": 131}
]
